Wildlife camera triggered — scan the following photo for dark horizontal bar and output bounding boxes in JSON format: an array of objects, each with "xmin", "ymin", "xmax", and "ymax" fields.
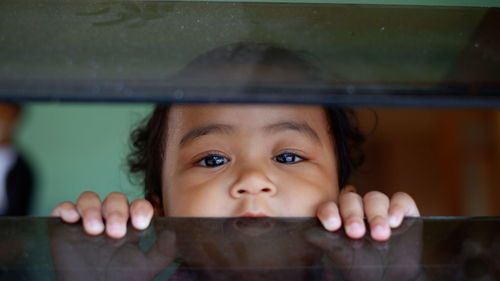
[
  {"xmin": 1, "ymin": 79, "xmax": 499, "ymax": 108},
  {"xmin": 1, "ymin": 216, "xmax": 500, "ymax": 281}
]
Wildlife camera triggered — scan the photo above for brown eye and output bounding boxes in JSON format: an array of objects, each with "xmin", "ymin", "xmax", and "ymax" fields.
[
  {"xmin": 273, "ymin": 152, "xmax": 304, "ymax": 164},
  {"xmin": 197, "ymin": 155, "xmax": 229, "ymax": 167}
]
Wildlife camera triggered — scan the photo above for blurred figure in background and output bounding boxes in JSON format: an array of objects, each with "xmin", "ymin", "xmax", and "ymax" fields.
[{"xmin": 0, "ymin": 103, "xmax": 34, "ymax": 216}]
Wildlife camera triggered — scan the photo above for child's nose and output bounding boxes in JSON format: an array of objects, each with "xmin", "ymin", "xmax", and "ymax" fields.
[{"xmin": 229, "ymin": 168, "xmax": 277, "ymax": 198}]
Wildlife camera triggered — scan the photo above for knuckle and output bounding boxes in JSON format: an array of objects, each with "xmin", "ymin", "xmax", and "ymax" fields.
[
  {"xmin": 343, "ymin": 191, "xmax": 362, "ymax": 201},
  {"xmin": 369, "ymin": 214, "xmax": 385, "ymax": 222},
  {"xmin": 392, "ymin": 192, "xmax": 419, "ymax": 215},
  {"xmin": 106, "ymin": 210, "xmax": 128, "ymax": 221},
  {"xmin": 59, "ymin": 201, "xmax": 76, "ymax": 210},
  {"xmin": 131, "ymin": 199, "xmax": 153, "ymax": 213},
  {"xmin": 317, "ymin": 202, "xmax": 336, "ymax": 218},
  {"xmin": 390, "ymin": 202, "xmax": 405, "ymax": 211},
  {"xmin": 78, "ymin": 191, "xmax": 99, "ymax": 200},
  {"xmin": 82, "ymin": 191, "xmax": 99, "ymax": 197},
  {"xmin": 393, "ymin": 191, "xmax": 411, "ymax": 201},
  {"xmin": 344, "ymin": 213, "xmax": 362, "ymax": 223},
  {"xmin": 339, "ymin": 195, "xmax": 363, "ymax": 213},
  {"xmin": 364, "ymin": 191, "xmax": 386, "ymax": 201},
  {"xmin": 106, "ymin": 192, "xmax": 128, "ymax": 202},
  {"xmin": 341, "ymin": 202, "xmax": 364, "ymax": 217},
  {"xmin": 80, "ymin": 207, "xmax": 100, "ymax": 218}
]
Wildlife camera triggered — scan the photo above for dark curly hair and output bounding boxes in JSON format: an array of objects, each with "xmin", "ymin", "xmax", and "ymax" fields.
[{"xmin": 128, "ymin": 42, "xmax": 365, "ymax": 204}]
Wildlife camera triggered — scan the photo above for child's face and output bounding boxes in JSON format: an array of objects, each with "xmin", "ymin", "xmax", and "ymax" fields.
[{"xmin": 161, "ymin": 104, "xmax": 339, "ymax": 217}]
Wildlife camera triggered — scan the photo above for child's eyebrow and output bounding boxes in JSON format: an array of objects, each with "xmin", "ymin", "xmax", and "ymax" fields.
[
  {"xmin": 264, "ymin": 121, "xmax": 321, "ymax": 143},
  {"xmin": 179, "ymin": 121, "xmax": 321, "ymax": 146},
  {"xmin": 179, "ymin": 124, "xmax": 235, "ymax": 146}
]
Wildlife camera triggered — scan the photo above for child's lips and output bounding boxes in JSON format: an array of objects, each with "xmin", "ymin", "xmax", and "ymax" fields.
[
  {"xmin": 233, "ymin": 215, "xmax": 275, "ymax": 236},
  {"xmin": 240, "ymin": 212, "xmax": 269, "ymax": 218}
]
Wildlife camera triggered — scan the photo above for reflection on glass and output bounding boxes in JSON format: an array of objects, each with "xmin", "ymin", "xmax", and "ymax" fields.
[
  {"xmin": 0, "ymin": 1, "xmax": 499, "ymax": 105},
  {"xmin": 2, "ymin": 217, "xmax": 500, "ymax": 280}
]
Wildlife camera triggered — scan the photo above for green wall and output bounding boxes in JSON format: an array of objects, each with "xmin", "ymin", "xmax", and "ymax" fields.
[{"xmin": 15, "ymin": 103, "xmax": 153, "ymax": 216}]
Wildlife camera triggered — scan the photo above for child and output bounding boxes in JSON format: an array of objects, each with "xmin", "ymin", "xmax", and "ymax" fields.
[{"xmin": 51, "ymin": 42, "xmax": 419, "ymax": 242}]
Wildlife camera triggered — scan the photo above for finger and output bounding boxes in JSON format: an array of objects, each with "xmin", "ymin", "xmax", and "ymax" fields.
[
  {"xmin": 103, "ymin": 230, "xmax": 176, "ymax": 280},
  {"xmin": 363, "ymin": 191, "xmax": 391, "ymax": 242},
  {"xmin": 306, "ymin": 227, "xmax": 383, "ymax": 281},
  {"xmin": 316, "ymin": 201, "xmax": 341, "ymax": 231},
  {"xmin": 51, "ymin": 201, "xmax": 81, "ymax": 223},
  {"xmin": 339, "ymin": 191, "xmax": 365, "ymax": 239},
  {"xmin": 384, "ymin": 219, "xmax": 424, "ymax": 280},
  {"xmin": 130, "ymin": 199, "xmax": 154, "ymax": 230},
  {"xmin": 76, "ymin": 191, "xmax": 105, "ymax": 236},
  {"xmin": 305, "ymin": 227, "xmax": 353, "ymax": 267},
  {"xmin": 102, "ymin": 192, "xmax": 130, "ymax": 239},
  {"xmin": 145, "ymin": 230, "xmax": 177, "ymax": 275},
  {"xmin": 340, "ymin": 184, "xmax": 357, "ymax": 194},
  {"xmin": 388, "ymin": 192, "xmax": 420, "ymax": 228}
]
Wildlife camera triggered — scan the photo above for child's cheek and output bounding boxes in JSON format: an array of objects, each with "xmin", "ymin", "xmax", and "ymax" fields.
[
  {"xmin": 279, "ymin": 186, "xmax": 336, "ymax": 217},
  {"xmin": 164, "ymin": 173, "xmax": 234, "ymax": 217},
  {"xmin": 273, "ymin": 170, "xmax": 338, "ymax": 216},
  {"xmin": 164, "ymin": 163, "xmax": 338, "ymax": 217}
]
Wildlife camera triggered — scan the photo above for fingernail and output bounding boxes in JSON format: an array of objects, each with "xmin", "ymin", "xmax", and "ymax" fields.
[
  {"xmin": 67, "ymin": 210, "xmax": 79, "ymax": 221},
  {"xmin": 347, "ymin": 222, "xmax": 363, "ymax": 237},
  {"xmin": 89, "ymin": 220, "xmax": 104, "ymax": 233},
  {"xmin": 134, "ymin": 215, "xmax": 148, "ymax": 229},
  {"xmin": 373, "ymin": 225, "xmax": 385, "ymax": 236},
  {"xmin": 372, "ymin": 224, "xmax": 390, "ymax": 241},
  {"xmin": 109, "ymin": 222, "xmax": 125, "ymax": 237},
  {"xmin": 388, "ymin": 215, "xmax": 399, "ymax": 228},
  {"xmin": 324, "ymin": 217, "xmax": 339, "ymax": 231},
  {"xmin": 69, "ymin": 210, "xmax": 80, "ymax": 219}
]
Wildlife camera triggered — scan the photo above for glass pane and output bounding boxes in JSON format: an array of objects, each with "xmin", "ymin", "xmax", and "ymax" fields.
[
  {"xmin": 1, "ymin": 1, "xmax": 499, "ymax": 106},
  {"xmin": 1, "ymin": 217, "xmax": 499, "ymax": 280}
]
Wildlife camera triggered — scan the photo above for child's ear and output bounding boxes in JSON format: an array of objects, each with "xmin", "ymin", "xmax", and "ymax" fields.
[{"xmin": 149, "ymin": 194, "xmax": 165, "ymax": 216}]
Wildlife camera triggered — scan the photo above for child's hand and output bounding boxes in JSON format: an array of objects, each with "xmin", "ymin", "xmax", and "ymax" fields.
[
  {"xmin": 52, "ymin": 187, "xmax": 419, "ymax": 241},
  {"xmin": 51, "ymin": 191, "xmax": 154, "ymax": 239},
  {"xmin": 316, "ymin": 186, "xmax": 420, "ymax": 241},
  {"xmin": 50, "ymin": 219, "xmax": 176, "ymax": 281},
  {"xmin": 306, "ymin": 218, "xmax": 424, "ymax": 281}
]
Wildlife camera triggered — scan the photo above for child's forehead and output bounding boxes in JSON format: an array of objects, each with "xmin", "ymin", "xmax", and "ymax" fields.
[
  {"xmin": 162, "ymin": 104, "xmax": 336, "ymax": 159},
  {"xmin": 167, "ymin": 104, "xmax": 327, "ymax": 127},
  {"xmin": 164, "ymin": 104, "xmax": 332, "ymax": 147}
]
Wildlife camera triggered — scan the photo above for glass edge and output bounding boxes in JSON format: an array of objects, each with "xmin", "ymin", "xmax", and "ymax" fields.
[
  {"xmin": 3, "ymin": 216, "xmax": 500, "ymax": 220},
  {"xmin": 162, "ymin": 0, "xmax": 500, "ymax": 8}
]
